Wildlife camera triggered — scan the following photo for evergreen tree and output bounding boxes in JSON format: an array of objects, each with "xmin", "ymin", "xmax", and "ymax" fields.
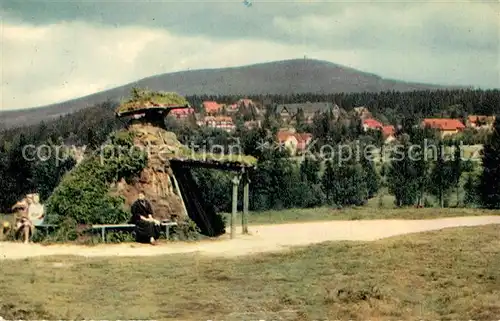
[
  {"xmin": 428, "ymin": 142, "xmax": 454, "ymax": 207},
  {"xmin": 387, "ymin": 136, "xmax": 419, "ymax": 206},
  {"xmin": 332, "ymin": 160, "xmax": 368, "ymax": 206},
  {"xmin": 300, "ymin": 156, "xmax": 320, "ymax": 184},
  {"xmin": 463, "ymin": 173, "xmax": 478, "ymax": 207},
  {"xmin": 0, "ymin": 150, "xmax": 17, "ymax": 211},
  {"xmin": 86, "ymin": 128, "xmax": 99, "ymax": 150},
  {"xmin": 478, "ymin": 117, "xmax": 500, "ymax": 208},
  {"xmin": 295, "ymin": 108, "xmax": 307, "ymax": 133},
  {"xmin": 322, "ymin": 160, "xmax": 335, "ymax": 205},
  {"xmin": 8, "ymin": 134, "xmax": 35, "ymax": 202},
  {"xmin": 360, "ymin": 146, "xmax": 380, "ymax": 198},
  {"xmin": 451, "ymin": 141, "xmax": 463, "ymax": 206},
  {"xmin": 262, "ymin": 104, "xmax": 280, "ymax": 133},
  {"xmin": 324, "ymin": 149, "xmax": 369, "ymax": 207},
  {"xmin": 32, "ymin": 146, "xmax": 76, "ymax": 201},
  {"xmin": 410, "ymin": 128, "xmax": 434, "ymax": 206}
]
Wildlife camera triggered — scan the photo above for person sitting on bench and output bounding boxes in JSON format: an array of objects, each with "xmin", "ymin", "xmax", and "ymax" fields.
[
  {"xmin": 129, "ymin": 192, "xmax": 161, "ymax": 245},
  {"xmin": 14, "ymin": 195, "xmax": 43, "ymax": 244},
  {"xmin": 28, "ymin": 194, "xmax": 45, "ymax": 226}
]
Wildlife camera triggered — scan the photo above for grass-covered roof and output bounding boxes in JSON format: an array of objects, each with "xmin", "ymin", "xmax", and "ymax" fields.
[
  {"xmin": 170, "ymin": 149, "xmax": 257, "ymax": 169},
  {"xmin": 116, "ymin": 88, "xmax": 190, "ymax": 115}
]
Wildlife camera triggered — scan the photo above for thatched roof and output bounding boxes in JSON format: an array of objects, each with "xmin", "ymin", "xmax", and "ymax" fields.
[
  {"xmin": 170, "ymin": 152, "xmax": 257, "ymax": 171},
  {"xmin": 116, "ymin": 89, "xmax": 190, "ymax": 117}
]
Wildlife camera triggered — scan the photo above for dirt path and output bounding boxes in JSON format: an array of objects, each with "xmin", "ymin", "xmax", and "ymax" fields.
[{"xmin": 1, "ymin": 216, "xmax": 499, "ymax": 260}]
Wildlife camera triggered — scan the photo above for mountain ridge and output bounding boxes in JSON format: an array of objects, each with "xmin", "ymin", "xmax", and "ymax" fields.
[{"xmin": 0, "ymin": 59, "xmax": 470, "ymax": 129}]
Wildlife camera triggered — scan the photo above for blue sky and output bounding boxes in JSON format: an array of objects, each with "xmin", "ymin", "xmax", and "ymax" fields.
[{"xmin": 1, "ymin": 0, "xmax": 499, "ymax": 110}]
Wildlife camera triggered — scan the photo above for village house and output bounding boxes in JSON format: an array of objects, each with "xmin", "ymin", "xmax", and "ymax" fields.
[
  {"xmin": 225, "ymin": 103, "xmax": 239, "ymax": 114},
  {"xmin": 295, "ymin": 133, "xmax": 313, "ymax": 152},
  {"xmin": 353, "ymin": 106, "xmax": 372, "ymax": 120},
  {"xmin": 201, "ymin": 99, "xmax": 261, "ymax": 116},
  {"xmin": 331, "ymin": 104, "xmax": 345, "ymax": 121},
  {"xmin": 277, "ymin": 102, "xmax": 336, "ymax": 124},
  {"xmin": 238, "ymin": 98, "xmax": 254, "ymax": 108},
  {"xmin": 244, "ymin": 120, "xmax": 261, "ymax": 130},
  {"xmin": 382, "ymin": 125, "xmax": 396, "ymax": 144},
  {"xmin": 362, "ymin": 118, "xmax": 383, "ymax": 131},
  {"xmin": 198, "ymin": 116, "xmax": 235, "ymax": 132},
  {"xmin": 466, "ymin": 115, "xmax": 496, "ymax": 130},
  {"xmin": 278, "ymin": 106, "xmax": 294, "ymax": 123},
  {"xmin": 169, "ymin": 107, "xmax": 195, "ymax": 119},
  {"xmin": 277, "ymin": 130, "xmax": 313, "ymax": 155},
  {"xmin": 237, "ymin": 98, "xmax": 264, "ymax": 116},
  {"xmin": 202, "ymin": 101, "xmax": 223, "ymax": 115},
  {"xmin": 421, "ymin": 118, "xmax": 465, "ymax": 137}
]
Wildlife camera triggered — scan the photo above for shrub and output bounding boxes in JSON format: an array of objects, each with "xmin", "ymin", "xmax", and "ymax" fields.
[
  {"xmin": 170, "ymin": 219, "xmax": 202, "ymax": 240},
  {"xmin": 44, "ymin": 130, "xmax": 147, "ymax": 226},
  {"xmin": 106, "ymin": 230, "xmax": 136, "ymax": 243}
]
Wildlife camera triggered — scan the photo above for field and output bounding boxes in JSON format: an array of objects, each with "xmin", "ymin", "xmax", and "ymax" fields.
[
  {"xmin": 1, "ymin": 224, "xmax": 499, "ymax": 320},
  {"xmin": 223, "ymin": 204, "xmax": 497, "ymax": 225}
]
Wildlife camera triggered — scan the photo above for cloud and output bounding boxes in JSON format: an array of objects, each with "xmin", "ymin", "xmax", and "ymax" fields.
[
  {"xmin": 1, "ymin": 1, "xmax": 499, "ymax": 110},
  {"xmin": 4, "ymin": 0, "xmax": 498, "ymax": 52},
  {"xmin": 271, "ymin": 1, "xmax": 499, "ymax": 52},
  {"xmin": 0, "ymin": 21, "xmax": 356, "ymax": 110}
]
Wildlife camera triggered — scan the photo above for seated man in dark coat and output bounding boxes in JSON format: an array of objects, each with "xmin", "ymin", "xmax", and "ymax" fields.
[{"xmin": 129, "ymin": 192, "xmax": 161, "ymax": 244}]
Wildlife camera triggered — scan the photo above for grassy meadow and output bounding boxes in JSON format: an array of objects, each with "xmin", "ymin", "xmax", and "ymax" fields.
[
  {"xmin": 222, "ymin": 191, "xmax": 498, "ymax": 225},
  {"xmin": 224, "ymin": 206, "xmax": 498, "ymax": 226},
  {"xmin": 0, "ymin": 225, "xmax": 499, "ymax": 320}
]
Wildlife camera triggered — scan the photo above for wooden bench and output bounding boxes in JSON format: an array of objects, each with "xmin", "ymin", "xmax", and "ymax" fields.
[
  {"xmin": 35, "ymin": 224, "xmax": 56, "ymax": 228},
  {"xmin": 34, "ymin": 223, "xmax": 56, "ymax": 235},
  {"xmin": 91, "ymin": 221, "xmax": 178, "ymax": 242}
]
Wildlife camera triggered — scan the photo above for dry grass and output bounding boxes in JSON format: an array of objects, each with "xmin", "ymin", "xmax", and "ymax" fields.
[
  {"xmin": 226, "ymin": 206, "xmax": 499, "ymax": 225},
  {"xmin": 0, "ymin": 225, "xmax": 499, "ymax": 320}
]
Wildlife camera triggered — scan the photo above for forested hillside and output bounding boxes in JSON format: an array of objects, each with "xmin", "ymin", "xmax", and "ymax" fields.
[
  {"xmin": 0, "ymin": 59, "xmax": 469, "ymax": 129},
  {"xmin": 1, "ymin": 88, "xmax": 499, "ymax": 213}
]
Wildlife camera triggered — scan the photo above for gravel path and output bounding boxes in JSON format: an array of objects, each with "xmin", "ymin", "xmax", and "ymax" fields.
[{"xmin": 1, "ymin": 216, "xmax": 499, "ymax": 260}]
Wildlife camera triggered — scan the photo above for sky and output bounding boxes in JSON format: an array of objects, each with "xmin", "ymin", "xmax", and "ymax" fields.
[{"xmin": 1, "ymin": 0, "xmax": 499, "ymax": 111}]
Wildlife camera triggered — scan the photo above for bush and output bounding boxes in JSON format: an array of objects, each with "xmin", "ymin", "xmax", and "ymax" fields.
[
  {"xmin": 170, "ymin": 219, "xmax": 202, "ymax": 240},
  {"xmin": 291, "ymin": 182, "xmax": 326, "ymax": 208},
  {"xmin": 106, "ymin": 230, "xmax": 136, "ymax": 243},
  {"xmin": 44, "ymin": 130, "xmax": 147, "ymax": 226},
  {"xmin": 464, "ymin": 173, "xmax": 480, "ymax": 207}
]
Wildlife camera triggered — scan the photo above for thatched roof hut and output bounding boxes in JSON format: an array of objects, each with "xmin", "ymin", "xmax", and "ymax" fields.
[
  {"xmin": 45, "ymin": 89, "xmax": 256, "ymax": 238},
  {"xmin": 116, "ymin": 89, "xmax": 190, "ymax": 118}
]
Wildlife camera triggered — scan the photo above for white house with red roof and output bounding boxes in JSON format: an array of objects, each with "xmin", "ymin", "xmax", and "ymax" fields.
[
  {"xmin": 198, "ymin": 116, "xmax": 235, "ymax": 132},
  {"xmin": 362, "ymin": 118, "xmax": 383, "ymax": 131},
  {"xmin": 226, "ymin": 103, "xmax": 239, "ymax": 113},
  {"xmin": 244, "ymin": 120, "xmax": 261, "ymax": 129},
  {"xmin": 382, "ymin": 125, "xmax": 396, "ymax": 143},
  {"xmin": 467, "ymin": 115, "xmax": 496, "ymax": 129},
  {"xmin": 277, "ymin": 130, "xmax": 313, "ymax": 155},
  {"xmin": 202, "ymin": 101, "xmax": 223, "ymax": 115},
  {"xmin": 169, "ymin": 107, "xmax": 194, "ymax": 119},
  {"xmin": 421, "ymin": 118, "xmax": 465, "ymax": 137}
]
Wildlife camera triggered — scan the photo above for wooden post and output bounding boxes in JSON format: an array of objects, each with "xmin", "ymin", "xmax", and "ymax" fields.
[
  {"xmin": 242, "ymin": 171, "xmax": 250, "ymax": 234},
  {"xmin": 231, "ymin": 174, "xmax": 240, "ymax": 239},
  {"xmin": 171, "ymin": 172, "xmax": 188, "ymax": 218}
]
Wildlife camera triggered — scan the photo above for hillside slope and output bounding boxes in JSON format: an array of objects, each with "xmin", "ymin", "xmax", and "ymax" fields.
[{"xmin": 0, "ymin": 59, "xmax": 465, "ymax": 129}]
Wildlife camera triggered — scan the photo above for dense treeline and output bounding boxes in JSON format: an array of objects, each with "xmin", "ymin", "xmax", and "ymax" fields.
[
  {"xmin": 190, "ymin": 110, "xmax": 498, "ymax": 212},
  {"xmin": 0, "ymin": 102, "xmax": 121, "ymax": 211},
  {"xmin": 1, "ymin": 89, "xmax": 500, "ymax": 213},
  {"xmin": 190, "ymin": 89, "xmax": 500, "ymax": 123}
]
